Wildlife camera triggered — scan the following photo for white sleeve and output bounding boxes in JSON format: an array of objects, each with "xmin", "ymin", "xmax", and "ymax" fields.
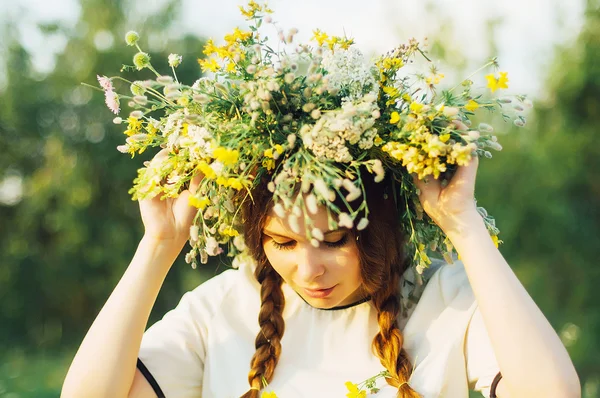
[
  {"xmin": 137, "ymin": 271, "xmax": 236, "ymax": 398},
  {"xmin": 465, "ymin": 306, "xmax": 501, "ymax": 397}
]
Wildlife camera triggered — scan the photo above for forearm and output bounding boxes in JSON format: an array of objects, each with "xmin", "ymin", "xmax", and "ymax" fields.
[
  {"xmin": 446, "ymin": 213, "xmax": 581, "ymax": 397},
  {"xmin": 61, "ymin": 236, "xmax": 180, "ymax": 398}
]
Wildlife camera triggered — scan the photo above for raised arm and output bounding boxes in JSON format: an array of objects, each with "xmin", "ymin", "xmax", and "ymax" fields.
[
  {"xmin": 62, "ymin": 150, "xmax": 202, "ymax": 397},
  {"xmin": 414, "ymin": 157, "xmax": 581, "ymax": 397}
]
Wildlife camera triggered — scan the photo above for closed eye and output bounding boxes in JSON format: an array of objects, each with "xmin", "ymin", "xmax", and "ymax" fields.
[{"xmin": 271, "ymin": 234, "xmax": 349, "ymax": 251}]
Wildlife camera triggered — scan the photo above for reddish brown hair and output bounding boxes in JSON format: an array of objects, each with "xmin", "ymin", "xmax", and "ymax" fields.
[{"xmin": 238, "ymin": 168, "xmax": 421, "ymax": 398}]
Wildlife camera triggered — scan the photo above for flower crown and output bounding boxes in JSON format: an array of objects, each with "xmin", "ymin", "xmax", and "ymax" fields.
[{"xmin": 95, "ymin": 0, "xmax": 529, "ymax": 275}]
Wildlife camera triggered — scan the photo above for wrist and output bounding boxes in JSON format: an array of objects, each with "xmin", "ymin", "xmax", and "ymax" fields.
[
  {"xmin": 438, "ymin": 209, "xmax": 486, "ymax": 240},
  {"xmin": 139, "ymin": 234, "xmax": 185, "ymax": 263}
]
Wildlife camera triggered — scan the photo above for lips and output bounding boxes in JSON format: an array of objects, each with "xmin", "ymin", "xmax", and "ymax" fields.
[{"xmin": 302, "ymin": 285, "xmax": 336, "ymax": 299}]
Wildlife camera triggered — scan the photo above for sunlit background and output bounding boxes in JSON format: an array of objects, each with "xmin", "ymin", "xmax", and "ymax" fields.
[{"xmin": 0, "ymin": 0, "xmax": 598, "ymax": 396}]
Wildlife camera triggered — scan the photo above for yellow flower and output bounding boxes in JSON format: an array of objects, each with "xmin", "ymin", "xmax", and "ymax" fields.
[
  {"xmin": 227, "ymin": 178, "xmax": 243, "ymax": 190},
  {"xmin": 312, "ymin": 29, "xmax": 329, "ymax": 46},
  {"xmin": 177, "ymin": 96, "xmax": 189, "ymax": 106},
  {"xmin": 491, "ymin": 235, "xmax": 500, "ymax": 248},
  {"xmin": 198, "ymin": 57, "xmax": 220, "ymax": 73},
  {"xmin": 485, "ymin": 71, "xmax": 509, "ymax": 93},
  {"xmin": 224, "ymin": 27, "xmax": 252, "ymax": 44},
  {"xmin": 373, "ymin": 135, "xmax": 384, "ymax": 146},
  {"xmin": 264, "ymin": 148, "xmax": 274, "ymax": 158},
  {"xmin": 274, "ymin": 144, "xmax": 284, "ymax": 154},
  {"xmin": 345, "ymin": 382, "xmax": 367, "ymax": 398},
  {"xmin": 389, "ymin": 111, "xmax": 400, "ymax": 124},
  {"xmin": 262, "ymin": 158, "xmax": 275, "ymax": 170},
  {"xmin": 197, "ymin": 161, "xmax": 216, "ymax": 179},
  {"xmin": 222, "ymin": 226, "xmax": 239, "ymax": 237},
  {"xmin": 464, "ymin": 99, "xmax": 479, "ymax": 112},
  {"xmin": 188, "ymin": 196, "xmax": 210, "ymax": 210},
  {"xmin": 213, "ymin": 147, "xmax": 239, "ymax": 166},
  {"xmin": 226, "ymin": 62, "xmax": 236, "ymax": 73},
  {"xmin": 216, "ymin": 176, "xmax": 228, "ymax": 186},
  {"xmin": 203, "ymin": 39, "xmax": 218, "ymax": 56},
  {"xmin": 439, "ymin": 133, "xmax": 451, "ymax": 143},
  {"xmin": 426, "ymin": 73, "xmax": 445, "ymax": 85},
  {"xmin": 383, "ymin": 86, "xmax": 399, "ymax": 98},
  {"xmin": 261, "ymin": 391, "xmax": 277, "ymax": 398},
  {"xmin": 124, "ymin": 116, "xmax": 143, "ymax": 136},
  {"xmin": 410, "ymin": 102, "xmax": 425, "ymax": 114}
]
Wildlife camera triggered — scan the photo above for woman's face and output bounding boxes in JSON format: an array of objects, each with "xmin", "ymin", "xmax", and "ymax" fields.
[{"xmin": 262, "ymin": 205, "xmax": 366, "ymax": 309}]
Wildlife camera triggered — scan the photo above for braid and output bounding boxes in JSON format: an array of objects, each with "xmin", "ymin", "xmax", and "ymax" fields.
[
  {"xmin": 240, "ymin": 261, "xmax": 286, "ymax": 397},
  {"xmin": 371, "ymin": 267, "xmax": 421, "ymax": 398}
]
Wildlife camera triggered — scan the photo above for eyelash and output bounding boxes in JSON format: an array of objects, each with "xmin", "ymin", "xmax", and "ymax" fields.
[{"xmin": 272, "ymin": 234, "xmax": 349, "ymax": 251}]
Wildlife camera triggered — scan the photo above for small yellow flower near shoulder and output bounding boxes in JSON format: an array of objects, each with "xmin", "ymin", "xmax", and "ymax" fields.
[
  {"xmin": 260, "ymin": 391, "xmax": 277, "ymax": 398},
  {"xmin": 464, "ymin": 99, "xmax": 480, "ymax": 112},
  {"xmin": 345, "ymin": 381, "xmax": 367, "ymax": 398},
  {"xmin": 491, "ymin": 235, "xmax": 500, "ymax": 248},
  {"xmin": 389, "ymin": 111, "xmax": 400, "ymax": 124}
]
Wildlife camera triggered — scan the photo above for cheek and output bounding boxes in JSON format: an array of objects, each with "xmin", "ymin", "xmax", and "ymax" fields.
[{"xmin": 262, "ymin": 245, "xmax": 292, "ymax": 278}]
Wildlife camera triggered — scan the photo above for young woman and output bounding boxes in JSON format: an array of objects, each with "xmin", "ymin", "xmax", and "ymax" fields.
[{"xmin": 61, "ymin": 151, "xmax": 581, "ymax": 397}]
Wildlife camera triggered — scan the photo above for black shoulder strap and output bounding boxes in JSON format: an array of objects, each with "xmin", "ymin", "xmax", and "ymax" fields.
[
  {"xmin": 490, "ymin": 371, "xmax": 502, "ymax": 398},
  {"xmin": 137, "ymin": 358, "xmax": 166, "ymax": 398}
]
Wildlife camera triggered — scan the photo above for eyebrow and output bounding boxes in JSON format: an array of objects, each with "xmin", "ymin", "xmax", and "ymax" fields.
[{"xmin": 262, "ymin": 228, "xmax": 347, "ymax": 238}]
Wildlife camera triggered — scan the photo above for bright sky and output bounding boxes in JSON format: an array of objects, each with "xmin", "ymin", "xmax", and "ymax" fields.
[{"xmin": 0, "ymin": 0, "xmax": 586, "ymax": 99}]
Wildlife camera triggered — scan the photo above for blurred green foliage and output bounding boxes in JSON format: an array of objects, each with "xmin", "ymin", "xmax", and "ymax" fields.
[{"xmin": 0, "ymin": 0, "xmax": 598, "ymax": 396}]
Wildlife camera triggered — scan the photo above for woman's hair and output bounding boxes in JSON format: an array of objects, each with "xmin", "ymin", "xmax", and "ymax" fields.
[{"xmin": 238, "ymin": 168, "xmax": 421, "ymax": 398}]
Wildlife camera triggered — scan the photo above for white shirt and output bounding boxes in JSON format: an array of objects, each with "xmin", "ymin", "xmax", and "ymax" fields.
[{"xmin": 138, "ymin": 259, "xmax": 500, "ymax": 397}]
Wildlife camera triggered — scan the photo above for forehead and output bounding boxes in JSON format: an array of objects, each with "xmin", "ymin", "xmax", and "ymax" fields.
[{"xmin": 263, "ymin": 203, "xmax": 331, "ymax": 236}]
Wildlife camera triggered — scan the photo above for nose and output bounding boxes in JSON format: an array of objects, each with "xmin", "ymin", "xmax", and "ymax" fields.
[{"xmin": 295, "ymin": 245, "xmax": 325, "ymax": 284}]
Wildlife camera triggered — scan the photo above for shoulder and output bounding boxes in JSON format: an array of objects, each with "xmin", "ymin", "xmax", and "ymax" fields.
[
  {"xmin": 399, "ymin": 258, "xmax": 474, "ymax": 325},
  {"xmin": 174, "ymin": 260, "xmax": 261, "ymax": 322}
]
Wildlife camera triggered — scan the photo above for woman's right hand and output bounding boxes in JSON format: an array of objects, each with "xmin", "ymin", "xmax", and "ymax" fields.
[{"xmin": 138, "ymin": 149, "xmax": 203, "ymax": 251}]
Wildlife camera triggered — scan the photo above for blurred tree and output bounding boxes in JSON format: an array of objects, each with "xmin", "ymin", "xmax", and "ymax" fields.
[
  {"xmin": 474, "ymin": 0, "xmax": 600, "ymax": 393},
  {"xmin": 0, "ymin": 0, "xmax": 209, "ymax": 357}
]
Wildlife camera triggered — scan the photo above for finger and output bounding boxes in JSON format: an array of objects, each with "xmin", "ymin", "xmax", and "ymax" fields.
[
  {"xmin": 450, "ymin": 155, "xmax": 479, "ymax": 194},
  {"xmin": 411, "ymin": 173, "xmax": 441, "ymax": 202},
  {"xmin": 188, "ymin": 172, "xmax": 204, "ymax": 195}
]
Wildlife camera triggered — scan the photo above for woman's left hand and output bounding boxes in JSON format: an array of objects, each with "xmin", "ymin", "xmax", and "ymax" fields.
[{"xmin": 412, "ymin": 155, "xmax": 480, "ymax": 235}]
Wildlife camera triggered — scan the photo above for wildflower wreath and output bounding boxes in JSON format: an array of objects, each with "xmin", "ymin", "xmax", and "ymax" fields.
[{"xmin": 94, "ymin": 0, "xmax": 529, "ymax": 277}]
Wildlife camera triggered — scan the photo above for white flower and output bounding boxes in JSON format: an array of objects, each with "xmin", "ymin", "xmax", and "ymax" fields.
[
  {"xmin": 205, "ymin": 237, "xmax": 220, "ymax": 256},
  {"xmin": 288, "ymin": 215, "xmax": 300, "ymax": 233},
  {"xmin": 273, "ymin": 203, "xmax": 286, "ymax": 218},
  {"xmin": 320, "ymin": 47, "xmax": 377, "ymax": 101},
  {"xmin": 311, "ymin": 227, "xmax": 324, "ymax": 241},
  {"xmin": 314, "ymin": 179, "xmax": 335, "ymax": 201},
  {"xmin": 356, "ymin": 218, "xmax": 369, "ymax": 230},
  {"xmin": 372, "ymin": 159, "xmax": 385, "ymax": 182},
  {"xmin": 190, "ymin": 225, "xmax": 199, "ymax": 242},
  {"xmin": 338, "ymin": 212, "xmax": 354, "ymax": 229},
  {"xmin": 306, "ymin": 194, "xmax": 318, "ymax": 214},
  {"xmin": 210, "ymin": 161, "xmax": 225, "ymax": 176},
  {"xmin": 233, "ymin": 235, "xmax": 247, "ymax": 251},
  {"xmin": 168, "ymin": 53, "xmax": 183, "ymax": 68}
]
